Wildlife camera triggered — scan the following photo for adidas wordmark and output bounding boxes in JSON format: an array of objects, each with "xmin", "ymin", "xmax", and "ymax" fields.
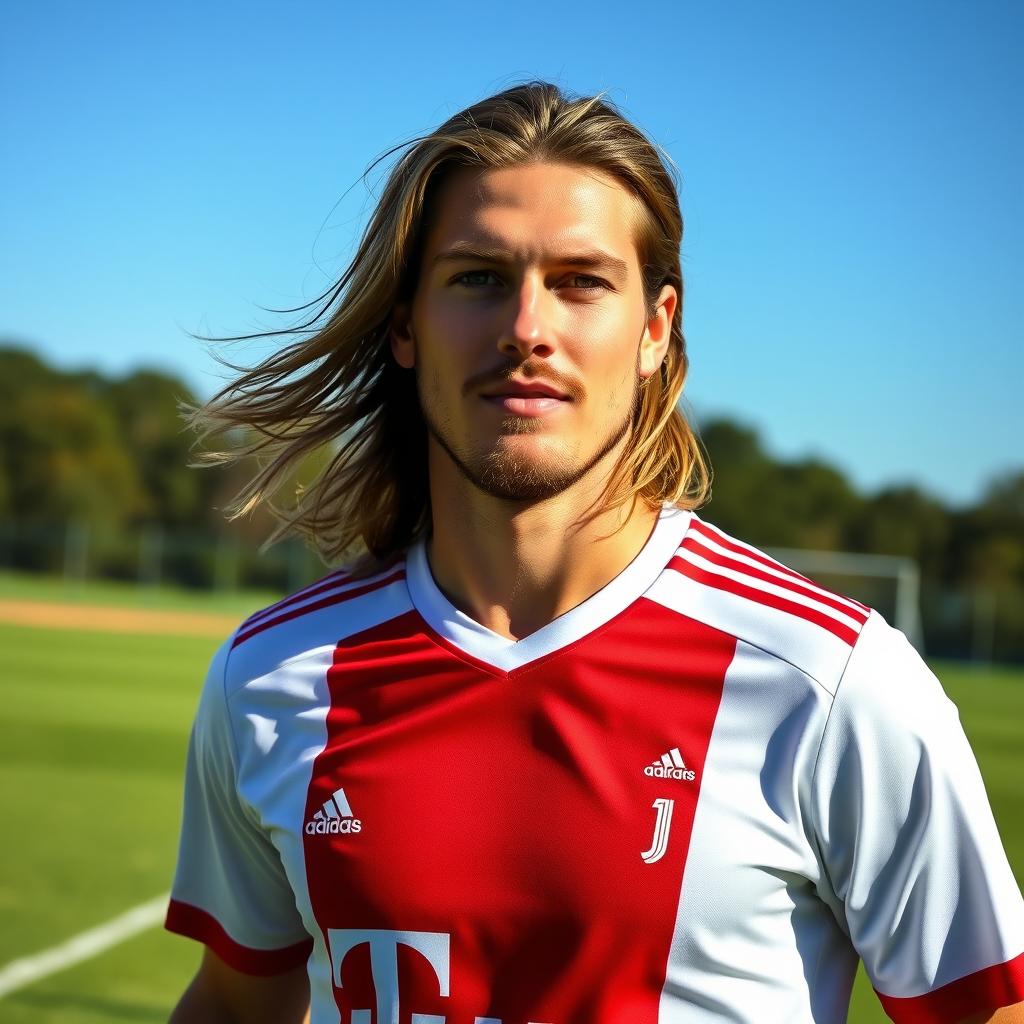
[
  {"xmin": 644, "ymin": 747, "xmax": 696, "ymax": 782},
  {"xmin": 305, "ymin": 787, "xmax": 363, "ymax": 835}
]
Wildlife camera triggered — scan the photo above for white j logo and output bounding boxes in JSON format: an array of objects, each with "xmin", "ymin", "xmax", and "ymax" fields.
[{"xmin": 641, "ymin": 797, "xmax": 674, "ymax": 864}]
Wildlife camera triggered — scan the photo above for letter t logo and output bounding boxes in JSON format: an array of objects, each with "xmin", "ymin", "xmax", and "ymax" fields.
[{"xmin": 328, "ymin": 928, "xmax": 450, "ymax": 1024}]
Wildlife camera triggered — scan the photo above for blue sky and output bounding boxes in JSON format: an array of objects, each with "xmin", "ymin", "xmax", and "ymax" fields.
[{"xmin": 2, "ymin": 0, "xmax": 1021, "ymax": 508}]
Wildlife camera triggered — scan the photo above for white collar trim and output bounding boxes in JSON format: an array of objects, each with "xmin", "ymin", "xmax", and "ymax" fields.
[{"xmin": 405, "ymin": 505, "xmax": 692, "ymax": 673}]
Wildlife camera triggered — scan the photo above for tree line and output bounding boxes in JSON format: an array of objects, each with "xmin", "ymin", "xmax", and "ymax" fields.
[{"xmin": 1, "ymin": 342, "xmax": 1022, "ymax": 660}]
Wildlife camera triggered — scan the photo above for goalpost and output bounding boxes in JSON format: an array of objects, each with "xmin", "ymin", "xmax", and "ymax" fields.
[{"xmin": 766, "ymin": 547, "xmax": 924, "ymax": 654}]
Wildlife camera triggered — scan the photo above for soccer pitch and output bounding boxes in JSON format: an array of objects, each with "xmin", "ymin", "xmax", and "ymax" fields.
[{"xmin": 0, "ymin": 586, "xmax": 1021, "ymax": 1023}]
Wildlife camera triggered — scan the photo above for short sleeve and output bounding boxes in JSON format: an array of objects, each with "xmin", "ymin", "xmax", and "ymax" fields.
[
  {"xmin": 165, "ymin": 636, "xmax": 313, "ymax": 975},
  {"xmin": 810, "ymin": 612, "xmax": 1024, "ymax": 1023}
]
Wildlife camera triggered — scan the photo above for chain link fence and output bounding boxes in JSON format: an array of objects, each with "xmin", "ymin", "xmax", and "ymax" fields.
[{"xmin": 0, "ymin": 520, "xmax": 323, "ymax": 596}]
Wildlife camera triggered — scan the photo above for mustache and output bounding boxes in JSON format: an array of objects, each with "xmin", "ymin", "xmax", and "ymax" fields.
[{"xmin": 462, "ymin": 360, "xmax": 586, "ymax": 401}]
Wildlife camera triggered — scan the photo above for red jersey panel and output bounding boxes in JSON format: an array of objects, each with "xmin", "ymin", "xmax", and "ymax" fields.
[{"xmin": 302, "ymin": 603, "xmax": 734, "ymax": 1022}]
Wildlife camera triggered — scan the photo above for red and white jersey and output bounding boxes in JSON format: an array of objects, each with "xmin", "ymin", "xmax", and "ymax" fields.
[{"xmin": 166, "ymin": 506, "xmax": 1024, "ymax": 1023}]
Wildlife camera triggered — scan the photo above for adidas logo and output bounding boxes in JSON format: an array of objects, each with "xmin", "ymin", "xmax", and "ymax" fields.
[
  {"xmin": 644, "ymin": 747, "xmax": 696, "ymax": 782},
  {"xmin": 304, "ymin": 787, "xmax": 362, "ymax": 836}
]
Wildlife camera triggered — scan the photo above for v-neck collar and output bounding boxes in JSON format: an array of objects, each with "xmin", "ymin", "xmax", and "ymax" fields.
[{"xmin": 404, "ymin": 504, "xmax": 693, "ymax": 673}]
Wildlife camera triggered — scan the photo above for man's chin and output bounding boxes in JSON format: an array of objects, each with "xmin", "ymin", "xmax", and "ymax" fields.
[
  {"xmin": 474, "ymin": 468, "xmax": 579, "ymax": 503},
  {"xmin": 425, "ymin": 406, "xmax": 634, "ymax": 504},
  {"xmin": 468, "ymin": 447, "xmax": 581, "ymax": 502}
]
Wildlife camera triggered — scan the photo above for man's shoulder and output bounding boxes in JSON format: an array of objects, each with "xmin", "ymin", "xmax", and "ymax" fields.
[
  {"xmin": 646, "ymin": 513, "xmax": 875, "ymax": 696},
  {"xmin": 221, "ymin": 555, "xmax": 413, "ymax": 691}
]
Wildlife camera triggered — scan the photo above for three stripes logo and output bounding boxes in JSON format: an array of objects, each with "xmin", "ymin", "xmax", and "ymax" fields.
[
  {"xmin": 643, "ymin": 746, "xmax": 696, "ymax": 782},
  {"xmin": 305, "ymin": 787, "xmax": 362, "ymax": 836}
]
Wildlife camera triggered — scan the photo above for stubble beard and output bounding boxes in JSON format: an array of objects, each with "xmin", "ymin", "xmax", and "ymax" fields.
[{"xmin": 417, "ymin": 367, "xmax": 639, "ymax": 503}]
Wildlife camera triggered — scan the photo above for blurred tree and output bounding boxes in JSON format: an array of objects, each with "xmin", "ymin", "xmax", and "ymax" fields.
[
  {"xmin": 847, "ymin": 485, "xmax": 951, "ymax": 579},
  {"xmin": 765, "ymin": 459, "xmax": 863, "ymax": 550},
  {"xmin": 101, "ymin": 369, "xmax": 210, "ymax": 527},
  {"xmin": 698, "ymin": 419, "xmax": 863, "ymax": 549},
  {"xmin": 0, "ymin": 345, "xmax": 59, "ymax": 398},
  {"xmin": 0, "ymin": 458, "xmax": 9, "ymax": 519},
  {"xmin": 3, "ymin": 385, "xmax": 144, "ymax": 526},
  {"xmin": 976, "ymin": 470, "xmax": 1024, "ymax": 525},
  {"xmin": 696, "ymin": 419, "xmax": 774, "ymax": 541},
  {"xmin": 950, "ymin": 471, "xmax": 1024, "ymax": 592}
]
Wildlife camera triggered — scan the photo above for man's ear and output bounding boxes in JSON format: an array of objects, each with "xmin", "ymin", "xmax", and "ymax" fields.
[
  {"xmin": 390, "ymin": 304, "xmax": 416, "ymax": 369},
  {"xmin": 638, "ymin": 284, "xmax": 677, "ymax": 380}
]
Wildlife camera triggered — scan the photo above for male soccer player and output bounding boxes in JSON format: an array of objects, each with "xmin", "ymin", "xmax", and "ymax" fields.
[{"xmin": 166, "ymin": 82, "xmax": 1024, "ymax": 1023}]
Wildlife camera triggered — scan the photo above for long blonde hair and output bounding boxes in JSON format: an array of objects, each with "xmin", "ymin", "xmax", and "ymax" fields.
[{"xmin": 186, "ymin": 81, "xmax": 710, "ymax": 573}]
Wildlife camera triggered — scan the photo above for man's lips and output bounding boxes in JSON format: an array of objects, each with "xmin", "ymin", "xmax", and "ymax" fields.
[
  {"xmin": 482, "ymin": 394, "xmax": 566, "ymax": 416},
  {"xmin": 479, "ymin": 382, "xmax": 571, "ymax": 418},
  {"xmin": 479, "ymin": 381, "xmax": 570, "ymax": 400}
]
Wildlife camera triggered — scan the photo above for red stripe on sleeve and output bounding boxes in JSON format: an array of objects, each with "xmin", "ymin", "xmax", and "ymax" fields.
[
  {"xmin": 681, "ymin": 534, "xmax": 869, "ymax": 624},
  {"xmin": 689, "ymin": 518, "xmax": 813, "ymax": 585},
  {"xmin": 232, "ymin": 568, "xmax": 406, "ymax": 649},
  {"xmin": 875, "ymin": 952, "xmax": 1024, "ymax": 1024},
  {"xmin": 165, "ymin": 898, "xmax": 313, "ymax": 976},
  {"xmin": 668, "ymin": 554, "xmax": 861, "ymax": 645},
  {"xmin": 690, "ymin": 518, "xmax": 871, "ymax": 614},
  {"xmin": 242, "ymin": 569, "xmax": 352, "ymax": 628}
]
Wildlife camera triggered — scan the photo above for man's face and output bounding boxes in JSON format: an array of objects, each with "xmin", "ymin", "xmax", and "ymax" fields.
[{"xmin": 391, "ymin": 161, "xmax": 675, "ymax": 503}]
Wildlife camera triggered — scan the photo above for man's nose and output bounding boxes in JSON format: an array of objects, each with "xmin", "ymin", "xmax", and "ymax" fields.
[{"xmin": 497, "ymin": 273, "xmax": 555, "ymax": 360}]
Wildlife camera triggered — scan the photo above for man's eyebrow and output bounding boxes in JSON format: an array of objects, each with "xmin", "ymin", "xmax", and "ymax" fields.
[{"xmin": 431, "ymin": 244, "xmax": 630, "ymax": 279}]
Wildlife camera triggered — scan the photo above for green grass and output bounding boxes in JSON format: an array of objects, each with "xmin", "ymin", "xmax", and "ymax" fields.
[
  {"xmin": 0, "ymin": 569, "xmax": 282, "ymax": 617},
  {"xmin": 0, "ymin": 621, "xmax": 212, "ymax": 1022},
  {"xmin": 0, "ymin": 593, "xmax": 1021, "ymax": 1022}
]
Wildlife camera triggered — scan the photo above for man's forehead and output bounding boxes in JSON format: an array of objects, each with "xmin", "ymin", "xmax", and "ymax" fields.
[
  {"xmin": 451, "ymin": 161, "xmax": 629, "ymax": 201},
  {"xmin": 424, "ymin": 162, "xmax": 641, "ymax": 260}
]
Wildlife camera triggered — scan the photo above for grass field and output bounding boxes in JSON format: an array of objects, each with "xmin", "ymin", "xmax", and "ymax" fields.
[
  {"xmin": 0, "ymin": 570, "xmax": 282, "ymax": 616},
  {"xmin": 0, "ymin": 574, "xmax": 1021, "ymax": 1023}
]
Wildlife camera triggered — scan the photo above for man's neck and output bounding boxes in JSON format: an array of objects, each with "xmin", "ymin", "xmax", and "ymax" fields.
[{"xmin": 425, "ymin": 452, "xmax": 663, "ymax": 642}]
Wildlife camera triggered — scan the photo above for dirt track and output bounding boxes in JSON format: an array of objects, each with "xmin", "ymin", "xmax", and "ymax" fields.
[{"xmin": 0, "ymin": 599, "xmax": 241, "ymax": 637}]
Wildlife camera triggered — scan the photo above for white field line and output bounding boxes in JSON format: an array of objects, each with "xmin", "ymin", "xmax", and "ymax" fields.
[{"xmin": 0, "ymin": 892, "xmax": 168, "ymax": 998}]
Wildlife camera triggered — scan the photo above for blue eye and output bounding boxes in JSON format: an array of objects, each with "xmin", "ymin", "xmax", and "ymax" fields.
[
  {"xmin": 450, "ymin": 270, "xmax": 608, "ymax": 292},
  {"xmin": 453, "ymin": 270, "xmax": 500, "ymax": 287}
]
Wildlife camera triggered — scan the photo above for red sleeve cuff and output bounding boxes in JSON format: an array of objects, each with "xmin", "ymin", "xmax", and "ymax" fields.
[
  {"xmin": 165, "ymin": 898, "xmax": 313, "ymax": 976},
  {"xmin": 876, "ymin": 951, "xmax": 1024, "ymax": 1024}
]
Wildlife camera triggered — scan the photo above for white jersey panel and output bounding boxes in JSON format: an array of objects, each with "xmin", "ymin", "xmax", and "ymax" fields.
[
  {"xmin": 230, "ymin": 645, "xmax": 339, "ymax": 1022},
  {"xmin": 810, "ymin": 611, "xmax": 1024, "ymax": 999},
  {"xmin": 646, "ymin": 564, "xmax": 850, "ymax": 694},
  {"xmin": 657, "ymin": 640, "xmax": 854, "ymax": 1024},
  {"xmin": 169, "ymin": 636, "xmax": 314, "ymax": 954}
]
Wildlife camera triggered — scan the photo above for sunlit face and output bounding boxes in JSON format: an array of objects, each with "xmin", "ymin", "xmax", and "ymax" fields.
[{"xmin": 391, "ymin": 161, "xmax": 676, "ymax": 502}]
